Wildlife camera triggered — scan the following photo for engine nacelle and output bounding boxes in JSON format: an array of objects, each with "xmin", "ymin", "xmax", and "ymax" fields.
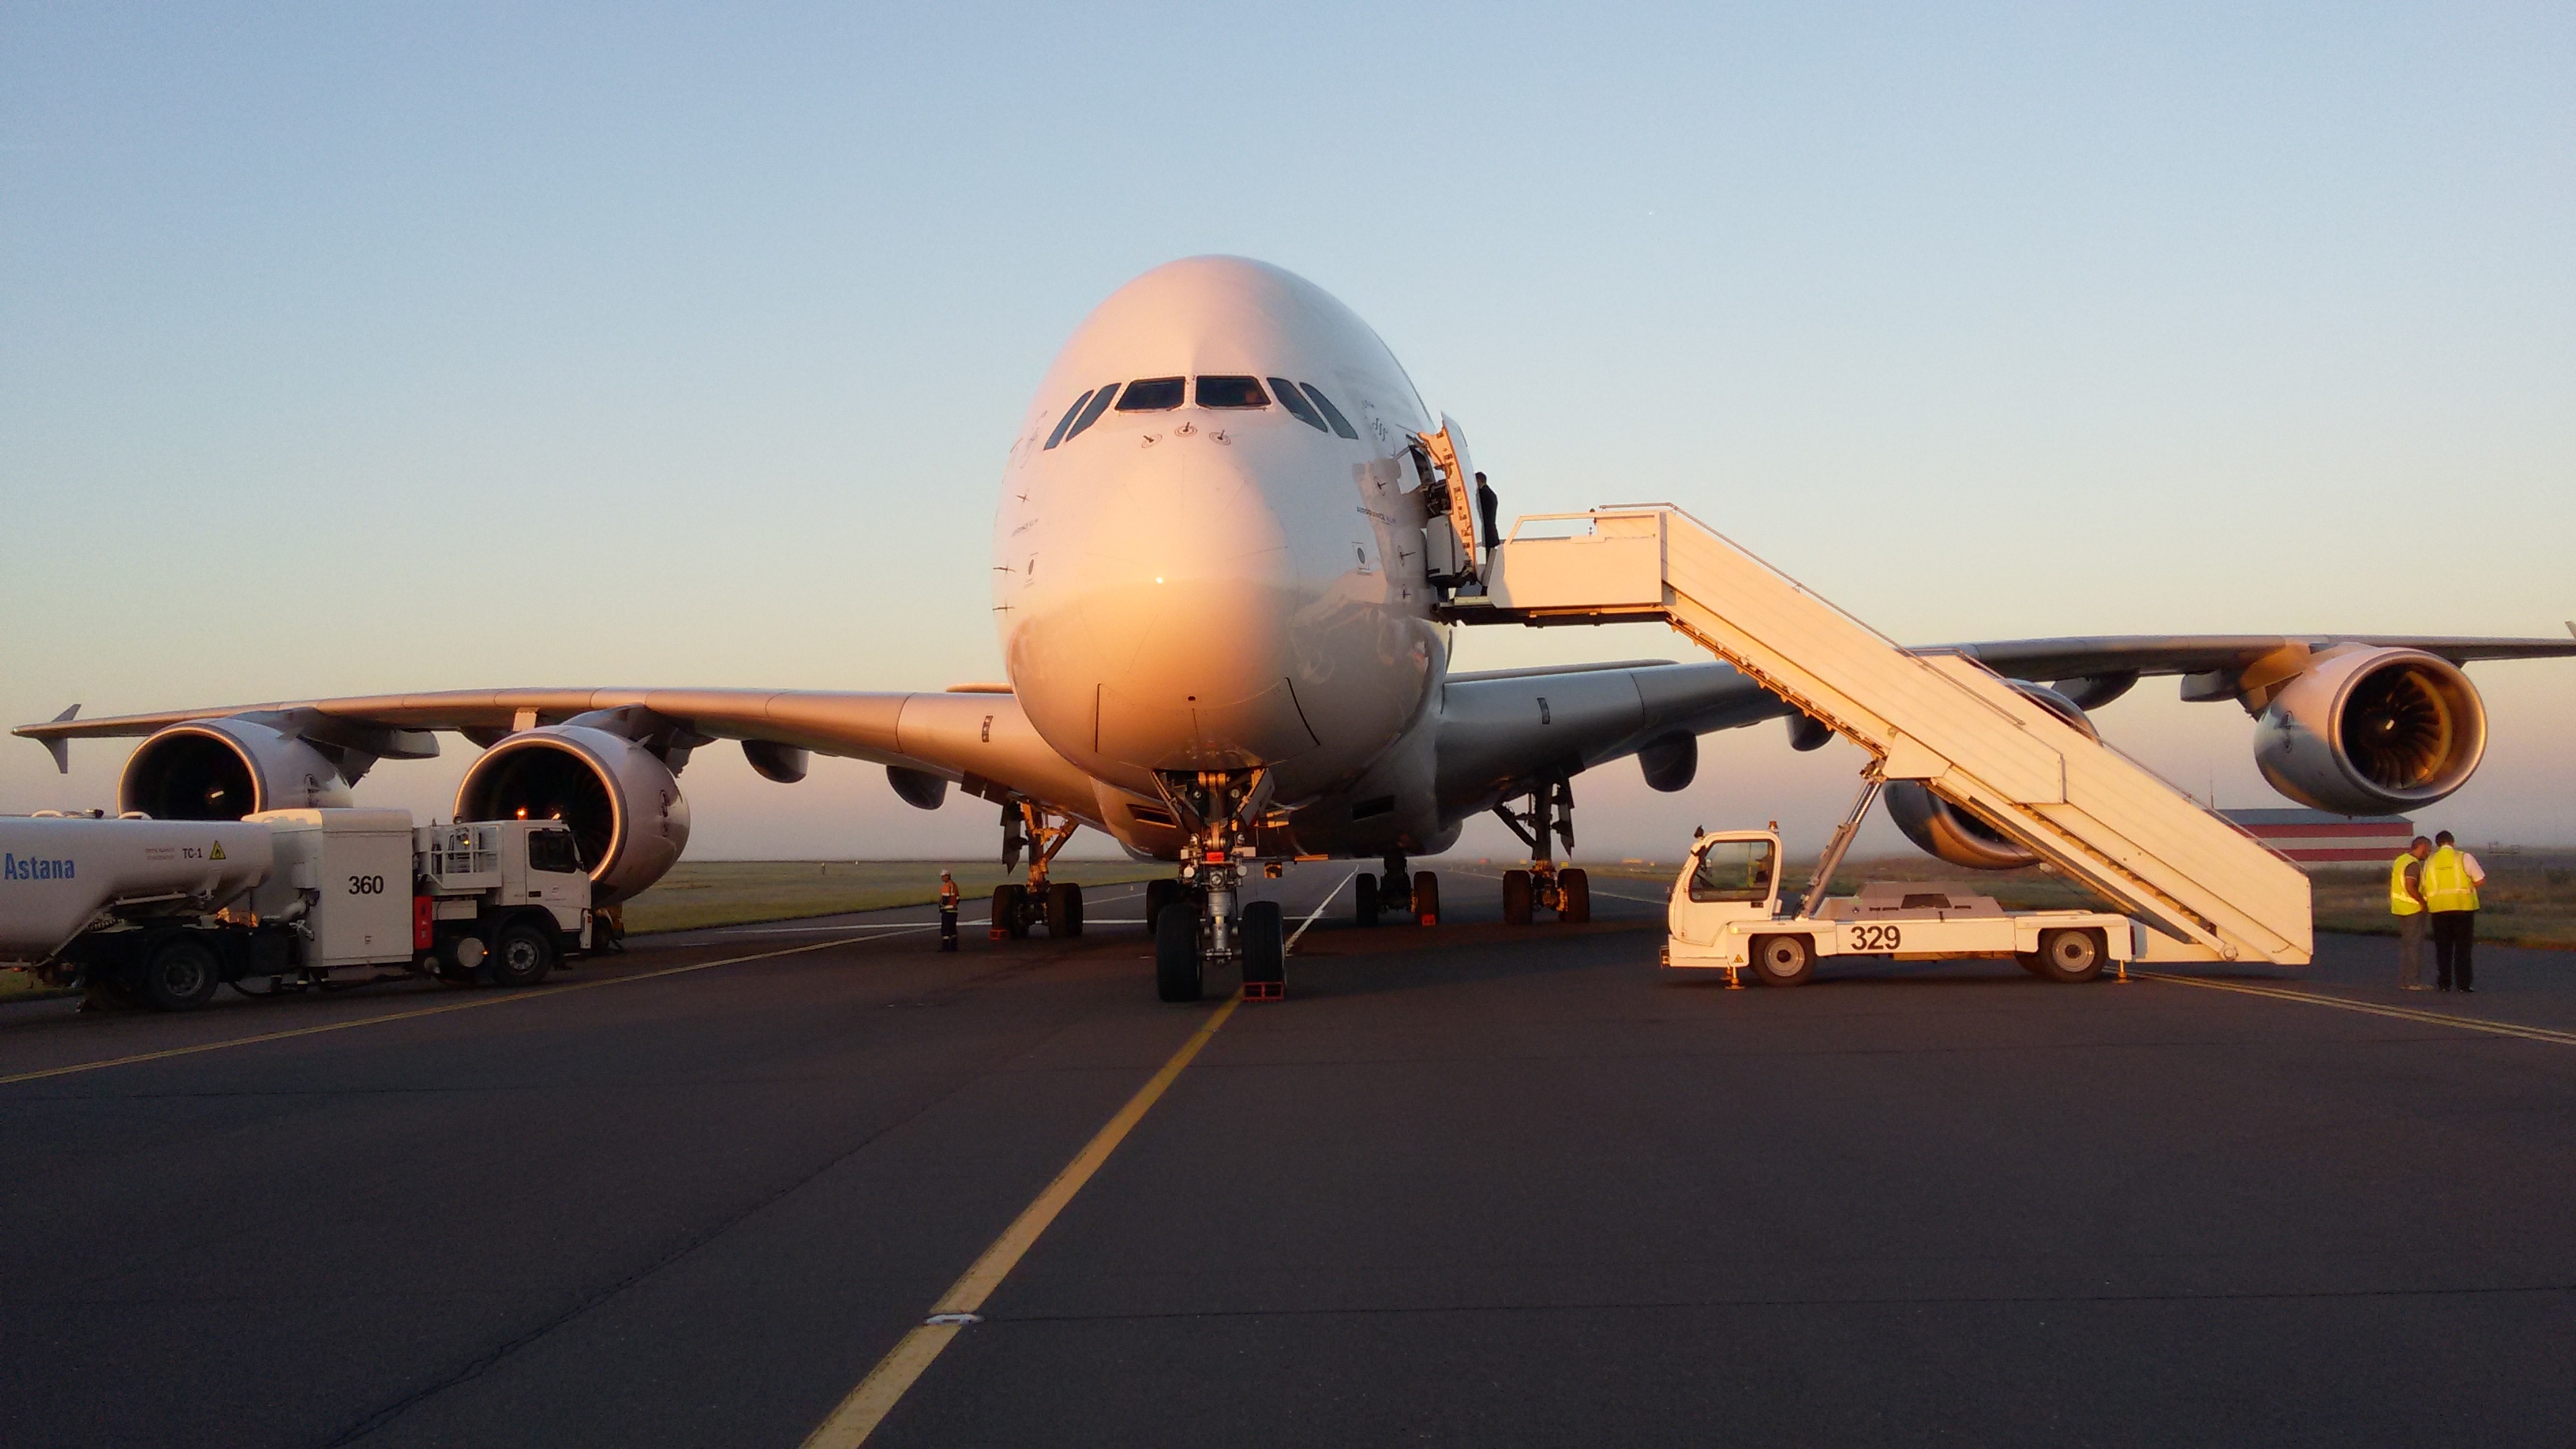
[
  {"xmin": 2254, "ymin": 647, "xmax": 2484, "ymax": 815},
  {"xmin": 120, "ymin": 717, "xmax": 352, "ymax": 821},
  {"xmin": 455, "ymin": 725, "xmax": 691, "ymax": 904},
  {"xmin": 1885, "ymin": 681, "xmax": 2095, "ymax": 871}
]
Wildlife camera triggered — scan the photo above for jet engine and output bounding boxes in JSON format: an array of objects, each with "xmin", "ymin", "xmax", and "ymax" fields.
[
  {"xmin": 120, "ymin": 717, "xmax": 352, "ymax": 820},
  {"xmin": 2253, "ymin": 647, "xmax": 2484, "ymax": 815},
  {"xmin": 455, "ymin": 725, "xmax": 691, "ymax": 904},
  {"xmin": 1884, "ymin": 681, "xmax": 2095, "ymax": 871}
]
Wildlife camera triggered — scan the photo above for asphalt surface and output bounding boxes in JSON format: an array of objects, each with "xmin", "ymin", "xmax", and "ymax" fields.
[{"xmin": 5, "ymin": 863, "xmax": 2573, "ymax": 1447}]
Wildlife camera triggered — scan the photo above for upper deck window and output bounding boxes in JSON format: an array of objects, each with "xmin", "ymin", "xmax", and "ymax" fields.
[
  {"xmin": 1298, "ymin": 382, "xmax": 1361, "ymax": 440},
  {"xmin": 1043, "ymin": 388, "xmax": 1095, "ymax": 450},
  {"xmin": 1115, "ymin": 376, "xmax": 1186, "ymax": 411},
  {"xmin": 1269, "ymin": 377, "xmax": 1327, "ymax": 432},
  {"xmin": 1063, "ymin": 382, "xmax": 1119, "ymax": 440},
  {"xmin": 1195, "ymin": 376, "xmax": 1269, "ymax": 409}
]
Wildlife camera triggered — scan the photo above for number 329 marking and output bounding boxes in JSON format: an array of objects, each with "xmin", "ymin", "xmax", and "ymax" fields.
[{"xmin": 1850, "ymin": 923, "xmax": 1902, "ymax": 952}]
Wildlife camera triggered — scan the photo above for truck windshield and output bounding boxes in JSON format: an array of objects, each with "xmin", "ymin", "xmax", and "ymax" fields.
[
  {"xmin": 1689, "ymin": 839, "xmax": 1776, "ymax": 903},
  {"xmin": 527, "ymin": 827, "xmax": 583, "ymax": 875}
]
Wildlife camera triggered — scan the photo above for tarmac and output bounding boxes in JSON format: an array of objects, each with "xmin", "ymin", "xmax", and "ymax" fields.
[{"xmin": 4, "ymin": 862, "xmax": 2573, "ymax": 1447}]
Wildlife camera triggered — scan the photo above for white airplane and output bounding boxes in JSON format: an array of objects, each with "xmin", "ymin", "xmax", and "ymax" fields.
[{"xmin": 20, "ymin": 256, "xmax": 2575, "ymax": 1001}]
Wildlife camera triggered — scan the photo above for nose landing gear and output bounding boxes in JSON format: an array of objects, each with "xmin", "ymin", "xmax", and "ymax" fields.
[
  {"xmin": 1494, "ymin": 777, "xmax": 1589, "ymax": 925},
  {"xmin": 1151, "ymin": 769, "xmax": 1286, "ymax": 1002}
]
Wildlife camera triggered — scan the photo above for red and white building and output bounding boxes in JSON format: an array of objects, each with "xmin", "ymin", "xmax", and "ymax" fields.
[{"xmin": 2221, "ymin": 808, "xmax": 2415, "ymax": 871}]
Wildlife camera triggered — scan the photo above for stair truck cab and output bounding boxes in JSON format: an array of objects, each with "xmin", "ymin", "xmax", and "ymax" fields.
[{"xmin": 1662, "ymin": 826, "xmax": 2140, "ymax": 987}]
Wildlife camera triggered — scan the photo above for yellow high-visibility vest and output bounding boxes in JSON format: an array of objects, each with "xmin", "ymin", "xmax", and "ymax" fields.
[
  {"xmin": 2423, "ymin": 846, "xmax": 2481, "ymax": 913},
  {"xmin": 2389, "ymin": 854, "xmax": 2424, "ymax": 915}
]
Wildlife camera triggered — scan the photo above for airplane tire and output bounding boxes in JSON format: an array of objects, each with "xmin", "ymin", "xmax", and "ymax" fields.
[
  {"xmin": 1242, "ymin": 900, "xmax": 1285, "ymax": 987},
  {"xmin": 489, "ymin": 919, "xmax": 556, "ymax": 988},
  {"xmin": 2031, "ymin": 927, "xmax": 2105, "ymax": 983},
  {"xmin": 992, "ymin": 884, "xmax": 1030, "ymax": 940},
  {"xmin": 1048, "ymin": 882, "xmax": 1084, "ymax": 937},
  {"xmin": 139, "ymin": 936, "xmax": 222, "ymax": 1012},
  {"xmin": 1558, "ymin": 868, "xmax": 1591, "ymax": 924},
  {"xmin": 1155, "ymin": 904, "xmax": 1204, "ymax": 1002},
  {"xmin": 1502, "ymin": 871, "xmax": 1533, "ymax": 926},
  {"xmin": 1413, "ymin": 871, "xmax": 1441, "ymax": 926},
  {"xmin": 1144, "ymin": 878, "xmax": 1177, "ymax": 934},
  {"xmin": 1354, "ymin": 873, "xmax": 1379, "ymax": 927},
  {"xmin": 1749, "ymin": 934, "xmax": 1814, "ymax": 987}
]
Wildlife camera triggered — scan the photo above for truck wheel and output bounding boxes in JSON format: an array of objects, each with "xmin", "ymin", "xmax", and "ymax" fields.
[
  {"xmin": 1502, "ymin": 870, "xmax": 1533, "ymax": 926},
  {"xmin": 1242, "ymin": 900, "xmax": 1285, "ymax": 990},
  {"xmin": 139, "ymin": 937, "xmax": 222, "ymax": 1012},
  {"xmin": 489, "ymin": 921, "xmax": 556, "ymax": 988},
  {"xmin": 1155, "ymin": 903, "xmax": 1203, "ymax": 1002},
  {"xmin": 1413, "ymin": 871, "xmax": 1441, "ymax": 926},
  {"xmin": 1047, "ymin": 882, "xmax": 1084, "ymax": 938},
  {"xmin": 1354, "ymin": 872, "xmax": 1380, "ymax": 927},
  {"xmin": 1557, "ymin": 868, "xmax": 1591, "ymax": 924},
  {"xmin": 1749, "ymin": 934, "xmax": 1814, "ymax": 987},
  {"xmin": 2031, "ymin": 928, "xmax": 2105, "ymax": 983}
]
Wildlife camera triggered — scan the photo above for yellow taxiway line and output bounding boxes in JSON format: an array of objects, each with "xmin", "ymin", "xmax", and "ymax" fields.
[
  {"xmin": 2140, "ymin": 972, "xmax": 2576, "ymax": 1047},
  {"xmin": 0, "ymin": 930, "xmax": 916, "ymax": 1087},
  {"xmin": 800, "ymin": 990, "xmax": 1244, "ymax": 1448}
]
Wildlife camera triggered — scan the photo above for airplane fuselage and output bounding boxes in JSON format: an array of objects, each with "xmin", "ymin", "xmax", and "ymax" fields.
[{"xmin": 995, "ymin": 257, "xmax": 1462, "ymax": 856}]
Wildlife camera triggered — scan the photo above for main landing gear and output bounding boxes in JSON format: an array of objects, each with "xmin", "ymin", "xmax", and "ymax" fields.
[
  {"xmin": 1148, "ymin": 769, "xmax": 1287, "ymax": 1003},
  {"xmin": 988, "ymin": 799, "xmax": 1084, "ymax": 941},
  {"xmin": 1352, "ymin": 852, "xmax": 1441, "ymax": 928},
  {"xmin": 1492, "ymin": 777, "xmax": 1589, "ymax": 926}
]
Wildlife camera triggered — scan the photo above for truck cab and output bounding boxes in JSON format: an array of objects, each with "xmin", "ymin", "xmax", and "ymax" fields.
[
  {"xmin": 416, "ymin": 820, "xmax": 592, "ymax": 987},
  {"xmin": 1666, "ymin": 829, "xmax": 1787, "ymax": 964}
]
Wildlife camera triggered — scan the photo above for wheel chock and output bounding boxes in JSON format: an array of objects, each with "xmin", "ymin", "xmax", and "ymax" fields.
[{"xmin": 1243, "ymin": 980, "xmax": 1284, "ymax": 1002}]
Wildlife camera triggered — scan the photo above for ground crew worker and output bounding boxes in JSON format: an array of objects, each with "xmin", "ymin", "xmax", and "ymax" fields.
[
  {"xmin": 2424, "ymin": 830, "xmax": 2484, "ymax": 992},
  {"xmin": 2391, "ymin": 836, "xmax": 2432, "ymax": 990},
  {"xmin": 938, "ymin": 870, "xmax": 960, "ymax": 952}
]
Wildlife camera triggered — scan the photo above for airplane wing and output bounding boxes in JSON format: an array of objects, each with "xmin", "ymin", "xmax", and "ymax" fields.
[
  {"xmin": 1432, "ymin": 632, "xmax": 2576, "ymax": 815},
  {"xmin": 13, "ymin": 687, "xmax": 1110, "ymax": 825}
]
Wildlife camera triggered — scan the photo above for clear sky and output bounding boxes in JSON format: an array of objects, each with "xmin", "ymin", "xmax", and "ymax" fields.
[{"xmin": 3, "ymin": 2, "xmax": 2570, "ymax": 861}]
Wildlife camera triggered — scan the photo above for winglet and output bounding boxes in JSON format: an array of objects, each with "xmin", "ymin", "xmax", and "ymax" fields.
[
  {"xmin": 2565, "ymin": 620, "xmax": 2574, "ymax": 642},
  {"xmin": 41, "ymin": 704, "xmax": 78, "ymax": 774}
]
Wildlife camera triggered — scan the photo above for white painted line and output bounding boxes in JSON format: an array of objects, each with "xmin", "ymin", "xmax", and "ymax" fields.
[
  {"xmin": 2141, "ymin": 972, "xmax": 2576, "ymax": 1047},
  {"xmin": 1286, "ymin": 870, "xmax": 1361, "ymax": 954}
]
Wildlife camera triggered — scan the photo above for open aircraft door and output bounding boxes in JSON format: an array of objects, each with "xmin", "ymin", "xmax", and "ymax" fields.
[{"xmin": 1413, "ymin": 417, "xmax": 1482, "ymax": 592}]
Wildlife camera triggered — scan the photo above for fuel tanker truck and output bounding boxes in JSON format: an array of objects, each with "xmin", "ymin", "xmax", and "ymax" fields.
[{"xmin": 1, "ymin": 808, "xmax": 593, "ymax": 1010}]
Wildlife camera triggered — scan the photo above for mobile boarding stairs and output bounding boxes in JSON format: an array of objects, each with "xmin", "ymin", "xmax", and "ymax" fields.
[{"xmin": 1447, "ymin": 506, "xmax": 2312, "ymax": 967}]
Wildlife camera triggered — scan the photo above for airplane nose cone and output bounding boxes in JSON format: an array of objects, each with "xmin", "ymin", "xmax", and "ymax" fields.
[{"xmin": 1009, "ymin": 441, "xmax": 1315, "ymax": 772}]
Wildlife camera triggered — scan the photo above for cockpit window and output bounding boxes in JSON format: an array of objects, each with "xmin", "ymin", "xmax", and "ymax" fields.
[
  {"xmin": 1114, "ymin": 376, "xmax": 1186, "ymax": 411},
  {"xmin": 1298, "ymin": 382, "xmax": 1361, "ymax": 440},
  {"xmin": 1270, "ymin": 377, "xmax": 1327, "ymax": 432},
  {"xmin": 1043, "ymin": 389, "xmax": 1095, "ymax": 450},
  {"xmin": 1064, "ymin": 383, "xmax": 1119, "ymax": 440},
  {"xmin": 1195, "ymin": 376, "xmax": 1268, "ymax": 408}
]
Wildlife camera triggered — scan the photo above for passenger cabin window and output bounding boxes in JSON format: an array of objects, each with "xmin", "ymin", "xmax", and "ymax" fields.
[
  {"xmin": 1064, "ymin": 382, "xmax": 1119, "ymax": 440},
  {"xmin": 1270, "ymin": 377, "xmax": 1327, "ymax": 431},
  {"xmin": 1114, "ymin": 376, "xmax": 1185, "ymax": 411},
  {"xmin": 1298, "ymin": 382, "xmax": 1361, "ymax": 440},
  {"xmin": 1043, "ymin": 388, "xmax": 1095, "ymax": 450},
  {"xmin": 1195, "ymin": 376, "xmax": 1268, "ymax": 408},
  {"xmin": 1688, "ymin": 839, "xmax": 1777, "ymax": 903},
  {"xmin": 527, "ymin": 827, "xmax": 583, "ymax": 876}
]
